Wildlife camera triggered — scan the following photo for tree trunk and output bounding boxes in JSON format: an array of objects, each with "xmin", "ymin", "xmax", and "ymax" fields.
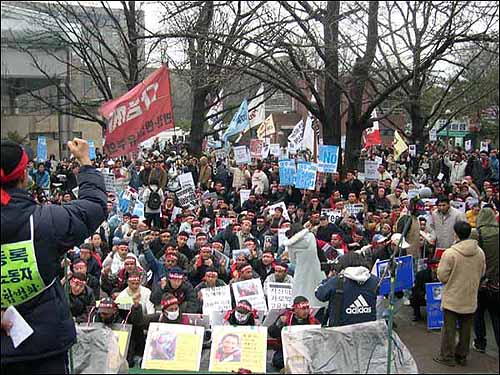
[
  {"xmin": 125, "ymin": 1, "xmax": 139, "ymax": 90},
  {"xmin": 323, "ymin": 1, "xmax": 342, "ymax": 171},
  {"xmin": 189, "ymin": 88, "xmax": 207, "ymax": 156},
  {"xmin": 345, "ymin": 117, "xmax": 364, "ymax": 171}
]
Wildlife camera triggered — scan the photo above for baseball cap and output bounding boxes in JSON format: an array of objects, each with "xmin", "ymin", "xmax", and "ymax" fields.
[
  {"xmin": 390, "ymin": 233, "xmax": 411, "ymax": 249},
  {"xmin": 372, "ymin": 234, "xmax": 388, "ymax": 243}
]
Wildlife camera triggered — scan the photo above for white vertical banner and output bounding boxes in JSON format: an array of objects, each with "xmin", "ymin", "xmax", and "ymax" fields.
[{"xmin": 248, "ymin": 85, "xmax": 265, "ymax": 129}]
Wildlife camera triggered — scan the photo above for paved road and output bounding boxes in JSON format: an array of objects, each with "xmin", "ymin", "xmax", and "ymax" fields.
[{"xmin": 395, "ymin": 304, "xmax": 499, "ymax": 374}]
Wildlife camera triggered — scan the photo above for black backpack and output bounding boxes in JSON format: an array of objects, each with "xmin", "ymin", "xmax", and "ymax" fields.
[{"xmin": 147, "ymin": 186, "xmax": 162, "ymax": 210}]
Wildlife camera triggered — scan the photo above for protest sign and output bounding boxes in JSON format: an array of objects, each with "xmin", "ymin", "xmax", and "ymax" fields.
[
  {"xmin": 72, "ymin": 187, "xmax": 79, "ymax": 199},
  {"xmin": 295, "ymin": 162, "xmax": 318, "ymax": 190},
  {"xmin": 376, "ymin": 255, "xmax": 414, "ymax": 295},
  {"xmin": 270, "ymin": 144, "xmax": 281, "ymax": 157},
  {"xmin": 177, "ymin": 172, "xmax": 195, "ymax": 188},
  {"xmin": 287, "ymin": 142, "xmax": 297, "ymax": 155},
  {"xmin": 234, "ymin": 146, "xmax": 251, "ymax": 165},
  {"xmin": 37, "ymin": 136, "xmax": 47, "ymax": 162},
  {"xmin": 176, "ymin": 185, "xmax": 198, "ymax": 209},
  {"xmin": 465, "ymin": 140, "xmax": 472, "ymax": 152},
  {"xmin": 409, "ymin": 144, "xmax": 417, "ymax": 157},
  {"xmin": 201, "ymin": 286, "xmax": 232, "ymax": 316},
  {"xmin": 250, "ymin": 139, "xmax": 264, "ymax": 159},
  {"xmin": 209, "ymin": 326, "xmax": 267, "ymax": 373},
  {"xmin": 318, "ymin": 145, "xmax": 340, "ymax": 173},
  {"xmin": 232, "ymin": 248, "xmax": 251, "ymax": 260},
  {"xmin": 321, "ymin": 208, "xmax": 343, "ymax": 224},
  {"xmin": 257, "ymin": 114, "xmax": 276, "ymax": 139},
  {"xmin": 212, "ymin": 249, "xmax": 230, "ymax": 272},
  {"xmin": 110, "ymin": 324, "xmax": 132, "ymax": 358},
  {"xmin": 345, "ymin": 203, "xmax": 365, "ymax": 217},
  {"xmin": 364, "ymin": 160, "xmax": 379, "ymax": 181},
  {"xmin": 450, "ymin": 200, "xmax": 466, "ymax": 213},
  {"xmin": 268, "ymin": 201, "xmax": 291, "ymax": 221},
  {"xmin": 426, "ymin": 282, "xmax": 444, "ymax": 330},
  {"xmin": 288, "ymin": 119, "xmax": 305, "ymax": 147},
  {"xmin": 215, "ymin": 149, "xmax": 227, "ymax": 161},
  {"xmin": 240, "ymin": 189, "xmax": 251, "ymax": 204},
  {"xmin": 261, "ymin": 142, "xmax": 270, "ymax": 159},
  {"xmin": 279, "ymin": 159, "xmax": 296, "ymax": 186},
  {"xmin": 103, "ymin": 173, "xmax": 117, "ymax": 192},
  {"xmin": 88, "ymin": 140, "xmax": 96, "ymax": 160},
  {"xmin": 232, "ymin": 278, "xmax": 267, "ymax": 312},
  {"xmin": 132, "ymin": 201, "xmax": 145, "ymax": 220},
  {"xmin": 266, "ymin": 283, "xmax": 293, "ymax": 310},
  {"xmin": 429, "ymin": 128, "xmax": 437, "ymax": 142},
  {"xmin": 142, "ymin": 323, "xmax": 204, "ymax": 371},
  {"xmin": 215, "ymin": 217, "xmax": 237, "ymax": 231},
  {"xmin": 374, "ymin": 156, "xmax": 383, "ymax": 166},
  {"xmin": 278, "ymin": 228, "xmax": 288, "ymax": 248},
  {"xmin": 480, "ymin": 141, "xmax": 489, "ymax": 152}
]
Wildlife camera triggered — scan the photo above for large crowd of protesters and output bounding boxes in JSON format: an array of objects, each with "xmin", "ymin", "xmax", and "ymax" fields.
[{"xmin": 23, "ymin": 137, "xmax": 499, "ymax": 369}]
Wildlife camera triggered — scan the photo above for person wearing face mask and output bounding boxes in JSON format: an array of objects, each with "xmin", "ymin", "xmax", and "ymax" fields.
[
  {"xmin": 268, "ymin": 296, "xmax": 320, "ymax": 370},
  {"xmin": 223, "ymin": 300, "xmax": 257, "ymax": 326},
  {"xmin": 139, "ymin": 294, "xmax": 189, "ymax": 326},
  {"xmin": 68, "ymin": 273, "xmax": 95, "ymax": 323},
  {"xmin": 150, "ymin": 268, "xmax": 199, "ymax": 313}
]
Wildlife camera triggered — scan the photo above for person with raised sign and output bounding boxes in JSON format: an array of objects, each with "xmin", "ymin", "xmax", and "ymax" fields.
[
  {"xmin": 1, "ymin": 138, "xmax": 107, "ymax": 373},
  {"xmin": 263, "ymin": 262, "xmax": 294, "ymax": 294}
]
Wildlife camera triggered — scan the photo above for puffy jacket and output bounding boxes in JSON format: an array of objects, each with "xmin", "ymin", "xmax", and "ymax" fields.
[
  {"xmin": 150, "ymin": 280, "xmax": 199, "ymax": 313},
  {"xmin": 470, "ymin": 208, "xmax": 499, "ymax": 283},
  {"xmin": 315, "ymin": 266, "xmax": 378, "ymax": 327},
  {"xmin": 1, "ymin": 166, "xmax": 107, "ymax": 364}
]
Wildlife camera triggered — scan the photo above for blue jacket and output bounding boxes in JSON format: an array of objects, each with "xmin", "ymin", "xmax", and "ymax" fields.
[
  {"xmin": 30, "ymin": 170, "xmax": 50, "ymax": 189},
  {"xmin": 1, "ymin": 166, "xmax": 107, "ymax": 364},
  {"xmin": 490, "ymin": 156, "xmax": 499, "ymax": 180},
  {"xmin": 315, "ymin": 266, "xmax": 378, "ymax": 327}
]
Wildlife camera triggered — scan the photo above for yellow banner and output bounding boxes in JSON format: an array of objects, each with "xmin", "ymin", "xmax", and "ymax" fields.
[
  {"xmin": 257, "ymin": 114, "xmax": 275, "ymax": 139},
  {"xmin": 393, "ymin": 130, "xmax": 408, "ymax": 160}
]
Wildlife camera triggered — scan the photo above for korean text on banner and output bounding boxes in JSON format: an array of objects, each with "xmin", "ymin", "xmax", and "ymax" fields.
[
  {"xmin": 88, "ymin": 140, "xmax": 96, "ymax": 160},
  {"xmin": 250, "ymin": 139, "xmax": 264, "ymax": 159},
  {"xmin": 176, "ymin": 185, "xmax": 198, "ymax": 209},
  {"xmin": 425, "ymin": 282, "xmax": 444, "ymax": 329},
  {"xmin": 222, "ymin": 100, "xmax": 249, "ymax": 143},
  {"xmin": 177, "ymin": 172, "xmax": 195, "ymax": 188},
  {"xmin": 376, "ymin": 255, "xmax": 414, "ymax": 295},
  {"xmin": 201, "ymin": 286, "xmax": 232, "ymax": 315},
  {"xmin": 288, "ymin": 119, "xmax": 305, "ymax": 147},
  {"xmin": 101, "ymin": 65, "xmax": 174, "ymax": 158},
  {"xmin": 279, "ymin": 159, "xmax": 296, "ymax": 186},
  {"xmin": 240, "ymin": 189, "xmax": 251, "ymax": 204},
  {"xmin": 233, "ymin": 146, "xmax": 251, "ymax": 165},
  {"xmin": 266, "ymin": 283, "xmax": 293, "ymax": 310},
  {"xmin": 295, "ymin": 162, "xmax": 318, "ymax": 190},
  {"xmin": 103, "ymin": 173, "xmax": 116, "ymax": 192},
  {"xmin": 318, "ymin": 145, "xmax": 340, "ymax": 173},
  {"xmin": 270, "ymin": 144, "xmax": 281, "ymax": 157},
  {"xmin": 364, "ymin": 160, "xmax": 379, "ymax": 180},
  {"xmin": 142, "ymin": 323, "xmax": 204, "ymax": 371},
  {"xmin": 37, "ymin": 136, "xmax": 47, "ymax": 162}
]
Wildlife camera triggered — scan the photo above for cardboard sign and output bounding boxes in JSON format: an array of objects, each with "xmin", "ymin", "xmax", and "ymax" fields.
[
  {"xmin": 201, "ymin": 286, "xmax": 233, "ymax": 316},
  {"xmin": 364, "ymin": 160, "xmax": 379, "ymax": 181},
  {"xmin": 176, "ymin": 185, "xmax": 198, "ymax": 209},
  {"xmin": 240, "ymin": 189, "xmax": 251, "ymax": 204},
  {"xmin": 178, "ymin": 172, "xmax": 195, "ymax": 188},
  {"xmin": 376, "ymin": 255, "xmax": 414, "ymax": 296},
  {"xmin": 232, "ymin": 278, "xmax": 267, "ymax": 312},
  {"xmin": 266, "ymin": 283, "xmax": 293, "ymax": 310},
  {"xmin": 234, "ymin": 146, "xmax": 251, "ymax": 165},
  {"xmin": 321, "ymin": 208, "xmax": 343, "ymax": 224},
  {"xmin": 279, "ymin": 159, "xmax": 296, "ymax": 186},
  {"xmin": 103, "ymin": 173, "xmax": 117, "ymax": 192},
  {"xmin": 250, "ymin": 139, "xmax": 264, "ymax": 159},
  {"xmin": 295, "ymin": 162, "xmax": 318, "ymax": 190},
  {"xmin": 270, "ymin": 144, "xmax": 281, "ymax": 157},
  {"xmin": 215, "ymin": 217, "xmax": 237, "ymax": 230},
  {"xmin": 426, "ymin": 282, "xmax": 444, "ymax": 329},
  {"xmin": 209, "ymin": 326, "xmax": 267, "ymax": 373},
  {"xmin": 110, "ymin": 324, "xmax": 132, "ymax": 359},
  {"xmin": 318, "ymin": 145, "xmax": 340, "ymax": 173},
  {"xmin": 268, "ymin": 201, "xmax": 291, "ymax": 221},
  {"xmin": 142, "ymin": 323, "xmax": 204, "ymax": 371}
]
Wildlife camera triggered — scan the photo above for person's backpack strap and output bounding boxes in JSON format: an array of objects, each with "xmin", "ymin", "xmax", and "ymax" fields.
[
  {"xmin": 333, "ymin": 275, "xmax": 345, "ymax": 327},
  {"xmin": 477, "ymin": 227, "xmax": 483, "ymax": 248}
]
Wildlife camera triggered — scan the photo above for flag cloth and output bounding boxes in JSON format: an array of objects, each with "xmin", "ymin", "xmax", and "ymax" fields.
[
  {"xmin": 302, "ymin": 115, "xmax": 316, "ymax": 153},
  {"xmin": 248, "ymin": 85, "xmax": 265, "ymax": 129},
  {"xmin": 288, "ymin": 119, "xmax": 304, "ymax": 148},
  {"xmin": 257, "ymin": 114, "xmax": 276, "ymax": 139},
  {"xmin": 363, "ymin": 109, "xmax": 382, "ymax": 148},
  {"xmin": 100, "ymin": 65, "xmax": 174, "ymax": 158},
  {"xmin": 393, "ymin": 130, "xmax": 408, "ymax": 160},
  {"xmin": 207, "ymin": 89, "xmax": 224, "ymax": 130},
  {"xmin": 222, "ymin": 99, "xmax": 249, "ymax": 144}
]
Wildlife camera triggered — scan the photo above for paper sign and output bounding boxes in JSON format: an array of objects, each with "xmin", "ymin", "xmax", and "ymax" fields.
[
  {"xmin": 232, "ymin": 248, "xmax": 251, "ymax": 260},
  {"xmin": 437, "ymin": 172, "xmax": 444, "ymax": 181},
  {"xmin": 295, "ymin": 162, "xmax": 318, "ymax": 190},
  {"xmin": 376, "ymin": 255, "xmax": 414, "ymax": 295},
  {"xmin": 268, "ymin": 201, "xmax": 291, "ymax": 221},
  {"xmin": 209, "ymin": 326, "xmax": 267, "ymax": 373},
  {"xmin": 429, "ymin": 129, "xmax": 437, "ymax": 142},
  {"xmin": 318, "ymin": 145, "xmax": 340, "ymax": 173},
  {"xmin": 278, "ymin": 228, "xmax": 288, "ymax": 248},
  {"xmin": 450, "ymin": 200, "xmax": 466, "ymax": 213},
  {"xmin": 345, "ymin": 203, "xmax": 364, "ymax": 217},
  {"xmin": 409, "ymin": 145, "xmax": 417, "ymax": 157},
  {"xmin": 202, "ymin": 286, "xmax": 232, "ymax": 316},
  {"xmin": 322, "ymin": 208, "xmax": 343, "ymax": 224},
  {"xmin": 374, "ymin": 156, "xmax": 383, "ymax": 166},
  {"xmin": 426, "ymin": 282, "xmax": 443, "ymax": 329},
  {"xmin": 250, "ymin": 139, "xmax": 264, "ymax": 159},
  {"xmin": 215, "ymin": 217, "xmax": 237, "ymax": 230},
  {"xmin": 240, "ymin": 189, "xmax": 251, "ymax": 204},
  {"xmin": 103, "ymin": 173, "xmax": 117, "ymax": 192},
  {"xmin": 279, "ymin": 159, "xmax": 296, "ymax": 186},
  {"xmin": 465, "ymin": 140, "xmax": 472, "ymax": 152},
  {"xmin": 132, "ymin": 201, "xmax": 145, "ymax": 219},
  {"xmin": 3, "ymin": 306, "xmax": 34, "ymax": 348},
  {"xmin": 232, "ymin": 278, "xmax": 267, "ymax": 312},
  {"xmin": 270, "ymin": 144, "xmax": 281, "ymax": 157},
  {"xmin": 215, "ymin": 149, "xmax": 227, "ymax": 161},
  {"xmin": 178, "ymin": 172, "xmax": 195, "ymax": 188},
  {"xmin": 142, "ymin": 323, "xmax": 204, "ymax": 371},
  {"xmin": 266, "ymin": 283, "xmax": 293, "ymax": 310},
  {"xmin": 88, "ymin": 140, "xmax": 96, "ymax": 160},
  {"xmin": 480, "ymin": 141, "xmax": 489, "ymax": 152},
  {"xmin": 176, "ymin": 185, "xmax": 198, "ymax": 209},
  {"xmin": 364, "ymin": 160, "xmax": 379, "ymax": 181},
  {"xmin": 287, "ymin": 142, "xmax": 297, "ymax": 155},
  {"xmin": 37, "ymin": 136, "xmax": 47, "ymax": 162},
  {"xmin": 234, "ymin": 146, "xmax": 251, "ymax": 165},
  {"xmin": 111, "ymin": 324, "xmax": 132, "ymax": 358},
  {"xmin": 261, "ymin": 143, "xmax": 270, "ymax": 159}
]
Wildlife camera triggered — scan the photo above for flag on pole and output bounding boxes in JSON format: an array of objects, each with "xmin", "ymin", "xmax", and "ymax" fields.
[
  {"xmin": 363, "ymin": 109, "xmax": 382, "ymax": 148},
  {"xmin": 288, "ymin": 119, "xmax": 305, "ymax": 148},
  {"xmin": 257, "ymin": 115, "xmax": 276, "ymax": 139},
  {"xmin": 222, "ymin": 99, "xmax": 249, "ymax": 144},
  {"xmin": 393, "ymin": 130, "xmax": 408, "ymax": 160},
  {"xmin": 302, "ymin": 115, "xmax": 315, "ymax": 153},
  {"xmin": 207, "ymin": 89, "xmax": 224, "ymax": 130},
  {"xmin": 248, "ymin": 85, "xmax": 265, "ymax": 129}
]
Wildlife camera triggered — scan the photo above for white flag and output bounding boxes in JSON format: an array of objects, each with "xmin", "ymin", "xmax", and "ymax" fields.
[
  {"xmin": 302, "ymin": 115, "xmax": 315, "ymax": 152},
  {"xmin": 288, "ymin": 119, "xmax": 305, "ymax": 147},
  {"xmin": 207, "ymin": 89, "xmax": 224, "ymax": 129},
  {"xmin": 248, "ymin": 85, "xmax": 265, "ymax": 129}
]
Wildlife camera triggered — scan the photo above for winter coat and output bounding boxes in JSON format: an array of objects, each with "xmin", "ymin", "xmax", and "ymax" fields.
[
  {"xmin": 444, "ymin": 157, "xmax": 467, "ymax": 184},
  {"xmin": 437, "ymin": 239, "xmax": 485, "ymax": 314},
  {"xmin": 142, "ymin": 184, "xmax": 164, "ymax": 214},
  {"xmin": 1, "ymin": 166, "xmax": 107, "ymax": 364},
  {"xmin": 283, "ymin": 229, "xmax": 327, "ymax": 307},
  {"xmin": 69, "ymin": 286, "xmax": 96, "ymax": 323},
  {"xmin": 470, "ymin": 208, "xmax": 499, "ymax": 283},
  {"xmin": 431, "ymin": 207, "xmax": 467, "ymax": 249},
  {"xmin": 396, "ymin": 215, "xmax": 421, "ymax": 259},
  {"xmin": 149, "ymin": 167, "xmax": 167, "ymax": 190},
  {"xmin": 150, "ymin": 280, "xmax": 199, "ymax": 313}
]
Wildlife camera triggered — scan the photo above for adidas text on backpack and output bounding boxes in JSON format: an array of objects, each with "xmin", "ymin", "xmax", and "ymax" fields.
[{"xmin": 147, "ymin": 186, "xmax": 162, "ymax": 210}]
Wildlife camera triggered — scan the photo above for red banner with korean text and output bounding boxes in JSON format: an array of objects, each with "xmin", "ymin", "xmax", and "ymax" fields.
[{"xmin": 100, "ymin": 65, "xmax": 174, "ymax": 158}]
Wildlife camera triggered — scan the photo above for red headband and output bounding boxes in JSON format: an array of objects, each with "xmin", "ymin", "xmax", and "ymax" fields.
[
  {"xmin": 274, "ymin": 264, "xmax": 288, "ymax": 272},
  {"xmin": 70, "ymin": 278, "xmax": 86, "ymax": 286},
  {"xmin": 236, "ymin": 303, "xmax": 252, "ymax": 313},
  {"xmin": 1, "ymin": 150, "xmax": 28, "ymax": 206},
  {"xmin": 161, "ymin": 297, "xmax": 179, "ymax": 308},
  {"xmin": 240, "ymin": 265, "xmax": 252, "ymax": 274},
  {"xmin": 205, "ymin": 271, "xmax": 218, "ymax": 278},
  {"xmin": 166, "ymin": 253, "xmax": 178, "ymax": 261},
  {"xmin": 293, "ymin": 302, "xmax": 310, "ymax": 309},
  {"xmin": 168, "ymin": 272, "xmax": 184, "ymax": 280},
  {"xmin": 128, "ymin": 275, "xmax": 140, "ymax": 282}
]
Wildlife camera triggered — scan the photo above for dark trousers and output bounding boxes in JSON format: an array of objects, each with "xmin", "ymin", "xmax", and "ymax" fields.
[
  {"xmin": 1, "ymin": 352, "xmax": 68, "ymax": 375},
  {"xmin": 440, "ymin": 309, "xmax": 474, "ymax": 361},
  {"xmin": 145, "ymin": 212, "xmax": 161, "ymax": 228},
  {"xmin": 474, "ymin": 289, "xmax": 500, "ymax": 350}
]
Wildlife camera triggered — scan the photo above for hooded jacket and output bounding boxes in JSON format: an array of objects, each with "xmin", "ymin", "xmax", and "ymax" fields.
[
  {"xmin": 437, "ymin": 239, "xmax": 486, "ymax": 314},
  {"xmin": 470, "ymin": 208, "xmax": 499, "ymax": 283},
  {"xmin": 1, "ymin": 166, "xmax": 107, "ymax": 364},
  {"xmin": 315, "ymin": 266, "xmax": 378, "ymax": 327}
]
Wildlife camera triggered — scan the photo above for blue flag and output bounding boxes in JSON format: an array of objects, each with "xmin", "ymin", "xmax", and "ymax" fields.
[
  {"xmin": 88, "ymin": 140, "xmax": 96, "ymax": 160},
  {"xmin": 376, "ymin": 255, "xmax": 414, "ymax": 295},
  {"xmin": 222, "ymin": 99, "xmax": 249, "ymax": 143},
  {"xmin": 318, "ymin": 145, "xmax": 339, "ymax": 173},
  {"xmin": 426, "ymin": 282, "xmax": 444, "ymax": 329},
  {"xmin": 37, "ymin": 136, "xmax": 47, "ymax": 162}
]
